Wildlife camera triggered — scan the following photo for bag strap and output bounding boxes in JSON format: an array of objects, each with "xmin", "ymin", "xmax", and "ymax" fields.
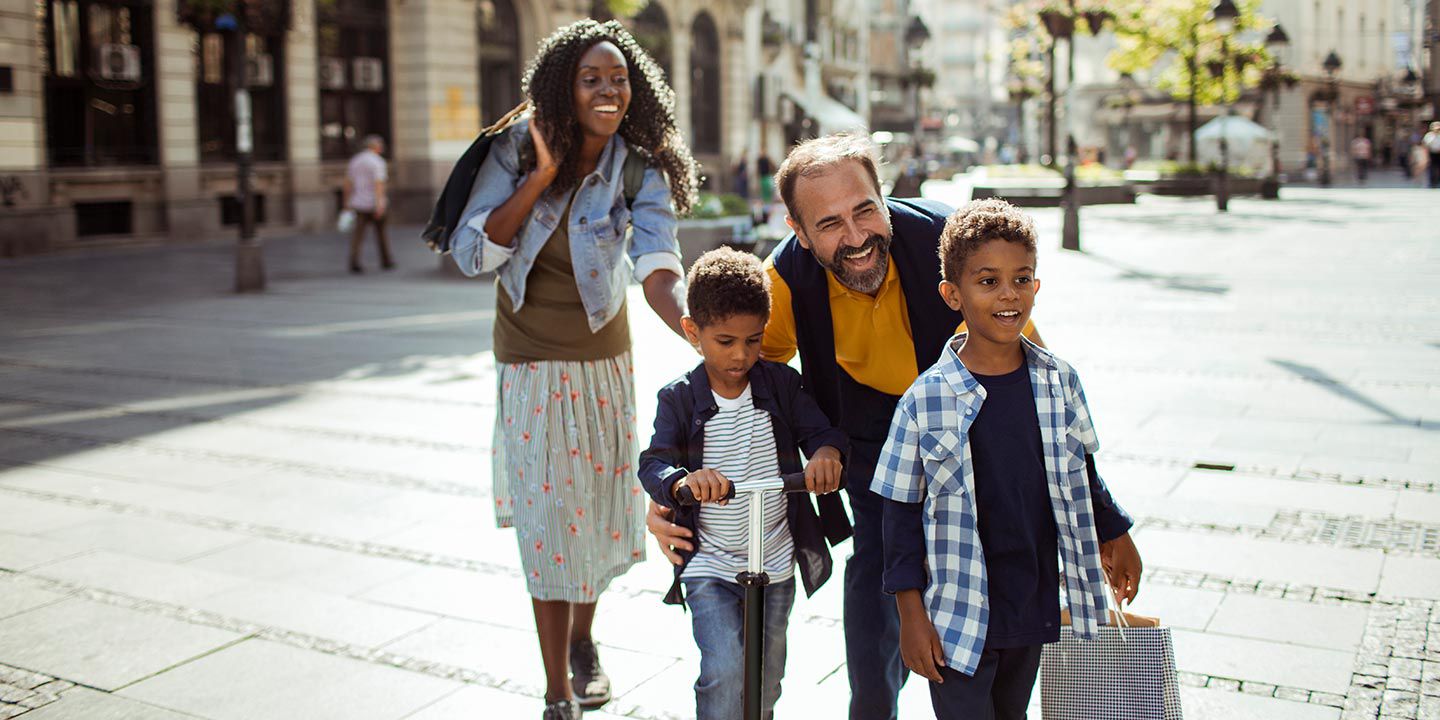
[
  {"xmin": 621, "ymin": 147, "xmax": 646, "ymax": 211},
  {"xmin": 483, "ymin": 100, "xmax": 530, "ymax": 137}
]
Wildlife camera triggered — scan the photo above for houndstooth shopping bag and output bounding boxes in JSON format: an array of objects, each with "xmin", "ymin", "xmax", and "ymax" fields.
[{"xmin": 1040, "ymin": 616, "xmax": 1183, "ymax": 720}]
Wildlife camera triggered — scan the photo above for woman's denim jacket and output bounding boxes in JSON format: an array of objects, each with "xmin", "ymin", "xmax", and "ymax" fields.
[{"xmin": 449, "ymin": 119, "xmax": 684, "ymax": 332}]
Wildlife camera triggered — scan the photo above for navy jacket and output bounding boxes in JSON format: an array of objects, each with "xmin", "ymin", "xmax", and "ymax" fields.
[
  {"xmin": 638, "ymin": 360, "xmax": 853, "ymax": 606},
  {"xmin": 770, "ymin": 197, "xmax": 961, "ymax": 480}
]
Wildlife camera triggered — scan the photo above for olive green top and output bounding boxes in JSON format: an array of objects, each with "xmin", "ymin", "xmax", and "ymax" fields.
[{"xmin": 493, "ymin": 194, "xmax": 630, "ymax": 363}]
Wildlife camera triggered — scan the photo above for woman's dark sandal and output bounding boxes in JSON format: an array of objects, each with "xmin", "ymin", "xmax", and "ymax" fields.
[
  {"xmin": 569, "ymin": 639, "xmax": 612, "ymax": 708},
  {"xmin": 542, "ymin": 698, "xmax": 581, "ymax": 720}
]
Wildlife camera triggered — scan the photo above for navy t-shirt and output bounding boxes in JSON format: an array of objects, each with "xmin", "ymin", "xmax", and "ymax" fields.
[{"xmin": 968, "ymin": 362, "xmax": 1060, "ymax": 648}]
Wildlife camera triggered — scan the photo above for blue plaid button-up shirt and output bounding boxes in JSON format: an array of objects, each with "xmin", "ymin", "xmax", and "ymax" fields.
[{"xmin": 871, "ymin": 333, "xmax": 1112, "ymax": 676}]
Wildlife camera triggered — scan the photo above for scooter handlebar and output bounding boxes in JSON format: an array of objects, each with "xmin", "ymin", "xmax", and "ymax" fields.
[{"xmin": 675, "ymin": 471, "xmax": 810, "ymax": 506}]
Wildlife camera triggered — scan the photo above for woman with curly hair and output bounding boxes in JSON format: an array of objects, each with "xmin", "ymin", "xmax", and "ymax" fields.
[{"xmin": 450, "ymin": 18, "xmax": 699, "ymax": 720}]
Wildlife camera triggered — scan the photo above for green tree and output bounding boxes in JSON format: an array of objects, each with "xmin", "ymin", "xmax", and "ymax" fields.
[{"xmin": 1106, "ymin": 0, "xmax": 1273, "ymax": 162}]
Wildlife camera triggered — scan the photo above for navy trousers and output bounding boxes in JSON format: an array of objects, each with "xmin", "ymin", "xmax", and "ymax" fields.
[
  {"xmin": 843, "ymin": 445, "xmax": 907, "ymax": 720},
  {"xmin": 928, "ymin": 645, "xmax": 1042, "ymax": 719}
]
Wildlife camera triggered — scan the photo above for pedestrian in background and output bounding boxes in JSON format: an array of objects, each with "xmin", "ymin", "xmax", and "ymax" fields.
[
  {"xmin": 1410, "ymin": 140, "xmax": 1430, "ymax": 188},
  {"xmin": 1424, "ymin": 122, "xmax": 1440, "ymax": 188},
  {"xmin": 1350, "ymin": 135, "xmax": 1372, "ymax": 184},
  {"xmin": 448, "ymin": 19, "xmax": 700, "ymax": 720},
  {"xmin": 343, "ymin": 135, "xmax": 394, "ymax": 273}
]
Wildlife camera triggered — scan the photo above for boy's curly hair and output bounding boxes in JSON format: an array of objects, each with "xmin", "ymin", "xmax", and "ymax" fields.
[
  {"xmin": 939, "ymin": 199, "xmax": 1038, "ymax": 283},
  {"xmin": 522, "ymin": 20, "xmax": 701, "ymax": 216},
  {"xmin": 686, "ymin": 247, "xmax": 771, "ymax": 328}
]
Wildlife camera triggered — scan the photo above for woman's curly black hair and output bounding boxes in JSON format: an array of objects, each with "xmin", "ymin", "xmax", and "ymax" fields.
[{"xmin": 521, "ymin": 19, "xmax": 701, "ymax": 216}]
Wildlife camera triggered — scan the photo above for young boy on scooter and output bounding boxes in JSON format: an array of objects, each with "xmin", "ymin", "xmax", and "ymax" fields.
[{"xmin": 637, "ymin": 247, "xmax": 851, "ymax": 720}]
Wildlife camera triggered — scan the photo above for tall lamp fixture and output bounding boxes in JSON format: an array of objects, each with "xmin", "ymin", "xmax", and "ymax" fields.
[
  {"xmin": 1210, "ymin": 0, "xmax": 1239, "ymax": 212},
  {"xmin": 1261, "ymin": 23, "xmax": 1289, "ymax": 198},
  {"xmin": 1320, "ymin": 50, "xmax": 1342, "ymax": 187}
]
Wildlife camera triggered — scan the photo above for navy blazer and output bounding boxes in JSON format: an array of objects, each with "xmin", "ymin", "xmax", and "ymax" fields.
[{"xmin": 638, "ymin": 359, "xmax": 853, "ymax": 605}]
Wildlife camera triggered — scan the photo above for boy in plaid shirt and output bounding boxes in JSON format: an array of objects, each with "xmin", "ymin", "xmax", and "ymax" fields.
[{"xmin": 871, "ymin": 199, "xmax": 1143, "ymax": 719}]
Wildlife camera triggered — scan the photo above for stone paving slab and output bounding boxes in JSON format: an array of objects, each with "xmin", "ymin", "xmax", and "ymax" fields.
[
  {"xmin": 1206, "ymin": 594, "xmax": 1368, "ymax": 651},
  {"xmin": 0, "ymin": 533, "xmax": 86, "ymax": 574},
  {"xmin": 187, "ymin": 580, "xmax": 440, "ymax": 649},
  {"xmin": 1179, "ymin": 685, "xmax": 1341, "ymax": 720},
  {"xmin": 1171, "ymin": 629, "xmax": 1357, "ymax": 695},
  {"xmin": 14, "ymin": 686, "xmax": 204, "ymax": 720},
  {"xmin": 119, "ymin": 638, "xmax": 462, "ymax": 720},
  {"xmin": 0, "ymin": 577, "xmax": 68, "ymax": 622},
  {"xmin": 1134, "ymin": 529, "xmax": 1385, "ymax": 594},
  {"xmin": 1376, "ymin": 556, "xmax": 1440, "ymax": 600},
  {"xmin": 28, "ymin": 551, "xmax": 250, "ymax": 606},
  {"xmin": 1172, "ymin": 469, "xmax": 1402, "ymax": 519},
  {"xmin": 0, "ymin": 598, "xmax": 241, "ymax": 691},
  {"xmin": 400, "ymin": 684, "xmax": 634, "ymax": 720}
]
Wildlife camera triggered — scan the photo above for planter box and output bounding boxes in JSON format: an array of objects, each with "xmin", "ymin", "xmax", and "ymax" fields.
[
  {"xmin": 1131, "ymin": 176, "xmax": 1265, "ymax": 197},
  {"xmin": 970, "ymin": 183, "xmax": 1136, "ymax": 208},
  {"xmin": 677, "ymin": 216, "xmax": 756, "ymax": 270}
]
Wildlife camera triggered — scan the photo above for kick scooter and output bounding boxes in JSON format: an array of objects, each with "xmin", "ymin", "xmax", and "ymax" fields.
[{"xmin": 676, "ymin": 471, "xmax": 815, "ymax": 720}]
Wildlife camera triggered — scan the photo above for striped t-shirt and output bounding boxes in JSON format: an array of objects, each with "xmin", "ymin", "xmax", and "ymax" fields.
[{"xmin": 681, "ymin": 385, "xmax": 795, "ymax": 584}]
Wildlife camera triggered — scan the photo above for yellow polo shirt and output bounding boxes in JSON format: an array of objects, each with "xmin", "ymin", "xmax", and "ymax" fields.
[{"xmin": 762, "ymin": 259, "xmax": 1037, "ymax": 396}]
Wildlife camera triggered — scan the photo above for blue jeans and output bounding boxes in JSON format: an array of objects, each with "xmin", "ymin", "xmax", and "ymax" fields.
[
  {"xmin": 845, "ymin": 481, "xmax": 907, "ymax": 720},
  {"xmin": 684, "ymin": 577, "xmax": 795, "ymax": 720}
]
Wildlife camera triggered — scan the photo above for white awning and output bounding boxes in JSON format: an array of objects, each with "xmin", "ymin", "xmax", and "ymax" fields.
[{"xmin": 784, "ymin": 91, "xmax": 868, "ymax": 135}]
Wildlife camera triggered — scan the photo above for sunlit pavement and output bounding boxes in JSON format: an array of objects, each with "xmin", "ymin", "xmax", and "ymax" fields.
[{"xmin": 0, "ymin": 182, "xmax": 1437, "ymax": 719}]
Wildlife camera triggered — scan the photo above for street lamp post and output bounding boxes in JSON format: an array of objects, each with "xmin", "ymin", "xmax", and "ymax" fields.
[
  {"xmin": 1210, "ymin": 0, "xmax": 1238, "ymax": 213},
  {"xmin": 1261, "ymin": 23, "xmax": 1290, "ymax": 199},
  {"xmin": 1320, "ymin": 50, "xmax": 1342, "ymax": 187},
  {"xmin": 224, "ymin": 8, "xmax": 263, "ymax": 292},
  {"xmin": 1039, "ymin": 3, "xmax": 1109, "ymax": 252}
]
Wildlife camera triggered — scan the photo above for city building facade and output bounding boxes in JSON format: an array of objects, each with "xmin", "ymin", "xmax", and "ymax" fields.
[{"xmin": 0, "ymin": 0, "xmax": 757, "ymax": 256}]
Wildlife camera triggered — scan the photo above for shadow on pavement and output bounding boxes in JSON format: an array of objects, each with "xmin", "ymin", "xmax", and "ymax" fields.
[
  {"xmin": 0, "ymin": 225, "xmax": 499, "ymax": 469},
  {"xmin": 1080, "ymin": 252, "xmax": 1230, "ymax": 296},
  {"xmin": 1268, "ymin": 358, "xmax": 1439, "ymax": 430}
]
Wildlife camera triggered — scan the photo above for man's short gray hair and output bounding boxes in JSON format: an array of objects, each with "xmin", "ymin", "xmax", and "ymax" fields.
[
  {"xmin": 363, "ymin": 134, "xmax": 385, "ymax": 150},
  {"xmin": 774, "ymin": 133, "xmax": 884, "ymax": 226}
]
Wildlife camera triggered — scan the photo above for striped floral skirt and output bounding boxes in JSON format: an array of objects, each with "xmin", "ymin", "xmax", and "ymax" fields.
[{"xmin": 492, "ymin": 352, "xmax": 647, "ymax": 602}]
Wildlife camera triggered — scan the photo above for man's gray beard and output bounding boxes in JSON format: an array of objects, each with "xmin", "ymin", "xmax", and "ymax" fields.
[{"xmin": 822, "ymin": 237, "xmax": 892, "ymax": 295}]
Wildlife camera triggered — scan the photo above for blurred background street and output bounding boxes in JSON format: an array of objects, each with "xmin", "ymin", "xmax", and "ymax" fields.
[{"xmin": 0, "ymin": 182, "xmax": 1437, "ymax": 719}]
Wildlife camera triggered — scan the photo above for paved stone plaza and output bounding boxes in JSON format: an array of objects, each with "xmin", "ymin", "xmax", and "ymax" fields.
[{"xmin": 0, "ymin": 183, "xmax": 1437, "ymax": 719}]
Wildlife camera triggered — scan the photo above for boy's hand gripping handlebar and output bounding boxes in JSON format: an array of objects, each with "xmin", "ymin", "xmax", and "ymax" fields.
[{"xmin": 673, "ymin": 471, "xmax": 810, "ymax": 507}]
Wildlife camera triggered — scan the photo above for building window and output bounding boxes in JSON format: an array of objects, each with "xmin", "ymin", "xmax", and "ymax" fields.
[
  {"xmin": 315, "ymin": 0, "xmax": 390, "ymax": 160},
  {"xmin": 195, "ymin": 33, "xmax": 287, "ymax": 162},
  {"xmin": 689, "ymin": 11, "xmax": 719, "ymax": 153},
  {"xmin": 478, "ymin": 0, "xmax": 521, "ymax": 122},
  {"xmin": 630, "ymin": 1, "xmax": 671, "ymax": 81},
  {"xmin": 42, "ymin": 0, "xmax": 159, "ymax": 166}
]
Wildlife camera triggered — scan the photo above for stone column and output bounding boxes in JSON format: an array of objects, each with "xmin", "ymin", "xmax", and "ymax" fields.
[
  {"xmin": 388, "ymin": 0, "xmax": 480, "ymax": 222},
  {"xmin": 0, "ymin": 0, "xmax": 63, "ymax": 254},
  {"xmin": 670, "ymin": 7, "xmax": 692, "ymax": 151},
  {"xmin": 154, "ymin": 0, "xmax": 210, "ymax": 239},
  {"xmin": 286, "ymin": 0, "xmax": 327, "ymax": 231}
]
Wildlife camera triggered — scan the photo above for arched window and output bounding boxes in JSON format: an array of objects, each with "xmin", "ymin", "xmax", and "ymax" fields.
[
  {"xmin": 478, "ymin": 0, "xmax": 522, "ymax": 122},
  {"xmin": 689, "ymin": 11, "xmax": 720, "ymax": 153},
  {"xmin": 630, "ymin": 1, "xmax": 671, "ymax": 81}
]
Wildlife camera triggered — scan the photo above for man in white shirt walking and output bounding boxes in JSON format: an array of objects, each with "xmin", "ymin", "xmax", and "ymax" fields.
[
  {"xmin": 1424, "ymin": 123, "xmax": 1440, "ymax": 189},
  {"xmin": 344, "ymin": 135, "xmax": 394, "ymax": 273}
]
